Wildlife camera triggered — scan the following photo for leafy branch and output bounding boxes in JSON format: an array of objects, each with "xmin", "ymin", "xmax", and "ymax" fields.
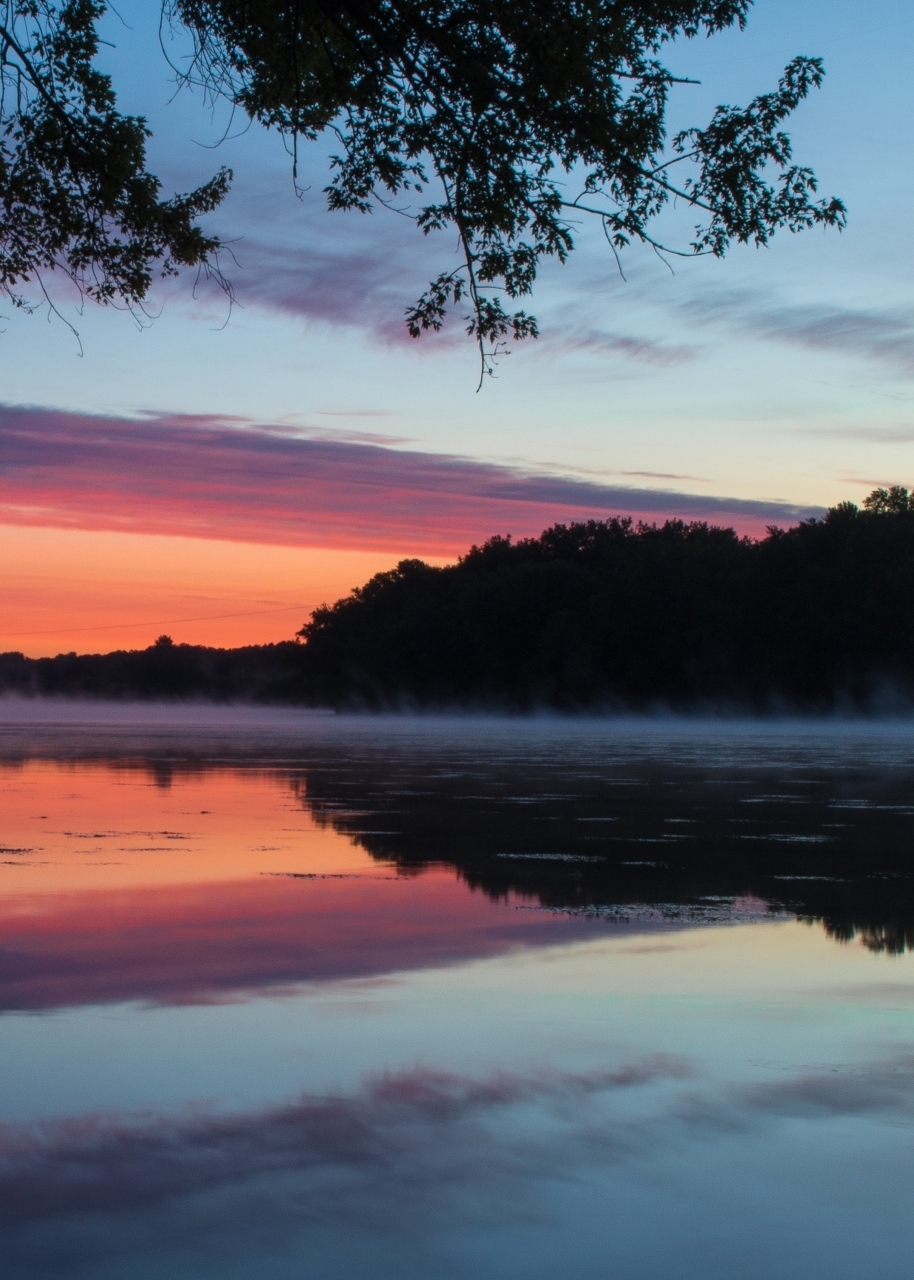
[
  {"xmin": 0, "ymin": 0, "xmax": 231, "ymax": 322},
  {"xmin": 171, "ymin": 1, "xmax": 844, "ymax": 383},
  {"xmin": 0, "ymin": 2, "xmax": 845, "ymax": 378}
]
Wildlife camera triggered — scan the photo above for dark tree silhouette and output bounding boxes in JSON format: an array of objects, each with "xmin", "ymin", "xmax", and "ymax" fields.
[
  {"xmin": 0, "ymin": 1, "xmax": 230, "ymax": 331},
  {"xmin": 5, "ymin": 491, "xmax": 913, "ymax": 711},
  {"xmin": 172, "ymin": 0, "xmax": 845, "ymax": 379},
  {"xmin": 0, "ymin": 639, "xmax": 306, "ymax": 701},
  {"xmin": 297, "ymin": 490, "xmax": 914, "ymax": 709},
  {"xmin": 1, "ymin": 2, "xmax": 843, "ymax": 374}
]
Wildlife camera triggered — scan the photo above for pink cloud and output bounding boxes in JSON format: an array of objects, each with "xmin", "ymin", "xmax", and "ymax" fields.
[{"xmin": 0, "ymin": 405, "xmax": 818, "ymax": 554}]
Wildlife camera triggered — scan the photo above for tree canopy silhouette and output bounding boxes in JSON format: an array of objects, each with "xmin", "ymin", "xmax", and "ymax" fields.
[
  {"xmin": 1, "ymin": 2, "xmax": 843, "ymax": 373},
  {"xmin": 296, "ymin": 489, "xmax": 914, "ymax": 709},
  {"xmin": 2, "ymin": 491, "xmax": 914, "ymax": 710},
  {"xmin": 0, "ymin": 1, "xmax": 230, "ymax": 329}
]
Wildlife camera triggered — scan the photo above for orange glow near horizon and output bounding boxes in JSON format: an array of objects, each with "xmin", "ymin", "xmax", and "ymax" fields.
[
  {"xmin": 0, "ymin": 523, "xmax": 449, "ymax": 657},
  {"xmin": 0, "ymin": 760, "xmax": 382, "ymax": 893},
  {"xmin": 0, "ymin": 759, "xmax": 584, "ymax": 1011}
]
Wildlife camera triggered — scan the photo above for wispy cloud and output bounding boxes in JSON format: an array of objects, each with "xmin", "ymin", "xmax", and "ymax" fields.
[
  {"xmin": 228, "ymin": 237, "xmax": 428, "ymax": 343},
  {"xmin": 684, "ymin": 293, "xmax": 914, "ymax": 376},
  {"xmin": 798, "ymin": 424, "xmax": 914, "ymax": 445},
  {"xmin": 556, "ymin": 327, "xmax": 700, "ymax": 366},
  {"xmin": 617, "ymin": 469, "xmax": 710, "ymax": 482},
  {"xmin": 843, "ymin": 475, "xmax": 913, "ymax": 489},
  {"xmin": 0, "ymin": 405, "xmax": 819, "ymax": 553},
  {"xmin": 204, "ymin": 219, "xmax": 702, "ymax": 364}
]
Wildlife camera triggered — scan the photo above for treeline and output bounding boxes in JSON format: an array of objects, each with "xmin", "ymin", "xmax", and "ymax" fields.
[
  {"xmin": 3, "ymin": 487, "xmax": 914, "ymax": 710},
  {"xmin": 0, "ymin": 637, "xmax": 306, "ymax": 703},
  {"xmin": 299, "ymin": 487, "xmax": 914, "ymax": 711}
]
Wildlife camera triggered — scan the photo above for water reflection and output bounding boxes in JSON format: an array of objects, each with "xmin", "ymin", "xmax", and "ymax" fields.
[
  {"xmin": 297, "ymin": 742, "xmax": 914, "ymax": 953},
  {"xmin": 0, "ymin": 871, "xmax": 607, "ymax": 1012},
  {"xmin": 2, "ymin": 715, "xmax": 914, "ymax": 1278},
  {"xmin": 6, "ymin": 717, "xmax": 914, "ymax": 966}
]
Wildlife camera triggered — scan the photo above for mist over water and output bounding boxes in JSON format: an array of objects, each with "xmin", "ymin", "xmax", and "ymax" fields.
[{"xmin": 2, "ymin": 708, "xmax": 914, "ymax": 1277}]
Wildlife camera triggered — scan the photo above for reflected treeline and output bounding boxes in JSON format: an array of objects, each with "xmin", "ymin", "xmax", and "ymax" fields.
[
  {"xmin": 290, "ymin": 743, "xmax": 914, "ymax": 955},
  {"xmin": 3, "ymin": 724, "xmax": 914, "ymax": 953}
]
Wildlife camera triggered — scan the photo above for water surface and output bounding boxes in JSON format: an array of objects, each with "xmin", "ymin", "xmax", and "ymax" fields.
[{"xmin": 2, "ymin": 709, "xmax": 913, "ymax": 1278}]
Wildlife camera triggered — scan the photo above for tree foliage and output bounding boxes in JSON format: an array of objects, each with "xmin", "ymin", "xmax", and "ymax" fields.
[
  {"xmin": 1, "ymin": 2, "xmax": 843, "ymax": 372},
  {"xmin": 3, "ymin": 492, "xmax": 913, "ymax": 711},
  {"xmin": 0, "ymin": 637, "xmax": 305, "ymax": 699},
  {"xmin": 172, "ymin": 0, "xmax": 845, "ymax": 379},
  {"xmin": 296, "ymin": 491, "xmax": 914, "ymax": 709},
  {"xmin": 0, "ymin": 1, "xmax": 230, "ymax": 325}
]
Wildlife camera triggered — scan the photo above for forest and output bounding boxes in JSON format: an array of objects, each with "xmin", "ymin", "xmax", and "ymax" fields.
[
  {"xmin": 298, "ymin": 487, "xmax": 914, "ymax": 711},
  {"xmin": 3, "ymin": 488, "xmax": 914, "ymax": 711},
  {"xmin": 0, "ymin": 637, "xmax": 304, "ymax": 703}
]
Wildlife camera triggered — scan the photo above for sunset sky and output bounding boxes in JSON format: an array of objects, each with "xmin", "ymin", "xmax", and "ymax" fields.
[{"xmin": 2, "ymin": 0, "xmax": 911, "ymax": 656}]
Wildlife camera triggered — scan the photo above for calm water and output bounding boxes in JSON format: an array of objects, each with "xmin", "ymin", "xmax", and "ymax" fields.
[{"xmin": 2, "ymin": 707, "xmax": 914, "ymax": 1278}]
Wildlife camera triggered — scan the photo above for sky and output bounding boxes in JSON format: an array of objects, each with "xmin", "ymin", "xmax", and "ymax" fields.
[{"xmin": 1, "ymin": 0, "xmax": 912, "ymax": 655}]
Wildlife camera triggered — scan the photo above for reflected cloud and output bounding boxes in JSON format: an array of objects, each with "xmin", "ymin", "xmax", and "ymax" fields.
[
  {"xmin": 0, "ymin": 1057, "xmax": 692, "ymax": 1225},
  {"xmin": 676, "ymin": 1053, "xmax": 914, "ymax": 1133},
  {"xmin": 4, "ymin": 1048, "xmax": 914, "ymax": 1243},
  {"xmin": 741, "ymin": 1055, "xmax": 914, "ymax": 1118}
]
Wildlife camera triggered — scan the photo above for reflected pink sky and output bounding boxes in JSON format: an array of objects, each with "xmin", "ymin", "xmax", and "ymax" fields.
[{"xmin": 0, "ymin": 759, "xmax": 602, "ymax": 1011}]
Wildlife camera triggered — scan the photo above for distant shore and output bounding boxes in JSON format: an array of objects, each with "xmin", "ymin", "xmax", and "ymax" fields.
[{"xmin": 5, "ymin": 491, "xmax": 914, "ymax": 714}]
